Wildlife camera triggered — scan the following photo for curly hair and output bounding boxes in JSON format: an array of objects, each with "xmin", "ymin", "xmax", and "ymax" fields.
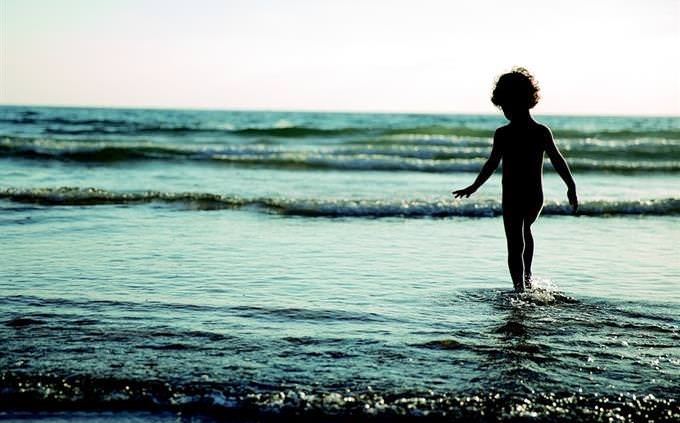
[{"xmin": 491, "ymin": 67, "xmax": 540, "ymax": 109}]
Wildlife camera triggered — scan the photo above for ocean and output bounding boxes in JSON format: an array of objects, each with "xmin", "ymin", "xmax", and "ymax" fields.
[{"xmin": 0, "ymin": 106, "xmax": 678, "ymax": 421}]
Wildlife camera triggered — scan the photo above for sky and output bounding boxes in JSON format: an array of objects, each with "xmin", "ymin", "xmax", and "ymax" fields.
[{"xmin": 1, "ymin": 0, "xmax": 679, "ymax": 115}]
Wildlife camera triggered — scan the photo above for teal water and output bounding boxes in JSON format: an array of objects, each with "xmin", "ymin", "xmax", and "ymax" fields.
[{"xmin": 0, "ymin": 106, "xmax": 678, "ymax": 421}]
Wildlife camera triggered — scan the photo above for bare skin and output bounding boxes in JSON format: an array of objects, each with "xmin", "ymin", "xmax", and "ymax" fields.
[{"xmin": 452, "ymin": 106, "xmax": 577, "ymax": 292}]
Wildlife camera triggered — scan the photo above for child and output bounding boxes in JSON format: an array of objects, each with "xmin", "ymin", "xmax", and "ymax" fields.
[{"xmin": 452, "ymin": 68, "xmax": 578, "ymax": 292}]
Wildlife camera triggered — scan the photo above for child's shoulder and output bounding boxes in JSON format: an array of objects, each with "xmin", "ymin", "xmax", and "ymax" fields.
[
  {"xmin": 532, "ymin": 122, "xmax": 555, "ymax": 149},
  {"xmin": 494, "ymin": 124, "xmax": 511, "ymax": 136},
  {"xmin": 532, "ymin": 121, "xmax": 553, "ymax": 136}
]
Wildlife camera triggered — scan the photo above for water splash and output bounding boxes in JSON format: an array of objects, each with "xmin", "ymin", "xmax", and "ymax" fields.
[{"xmin": 510, "ymin": 278, "xmax": 576, "ymax": 306}]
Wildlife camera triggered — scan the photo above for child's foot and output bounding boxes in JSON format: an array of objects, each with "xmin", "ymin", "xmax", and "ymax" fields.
[
  {"xmin": 524, "ymin": 275, "xmax": 533, "ymax": 290},
  {"xmin": 513, "ymin": 281, "xmax": 525, "ymax": 293}
]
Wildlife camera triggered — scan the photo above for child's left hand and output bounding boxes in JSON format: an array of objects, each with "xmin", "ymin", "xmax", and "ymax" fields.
[{"xmin": 567, "ymin": 188, "xmax": 578, "ymax": 214}]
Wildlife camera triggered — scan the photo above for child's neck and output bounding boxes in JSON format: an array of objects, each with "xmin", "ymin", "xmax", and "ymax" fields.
[{"xmin": 509, "ymin": 111, "xmax": 534, "ymax": 126}]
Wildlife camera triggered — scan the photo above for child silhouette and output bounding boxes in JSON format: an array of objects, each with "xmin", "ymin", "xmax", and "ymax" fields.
[{"xmin": 453, "ymin": 68, "xmax": 578, "ymax": 292}]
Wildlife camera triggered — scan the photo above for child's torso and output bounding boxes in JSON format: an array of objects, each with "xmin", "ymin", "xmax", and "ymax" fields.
[{"xmin": 498, "ymin": 123, "xmax": 546, "ymax": 197}]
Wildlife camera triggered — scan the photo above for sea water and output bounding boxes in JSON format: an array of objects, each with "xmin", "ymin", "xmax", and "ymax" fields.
[{"xmin": 0, "ymin": 106, "xmax": 678, "ymax": 421}]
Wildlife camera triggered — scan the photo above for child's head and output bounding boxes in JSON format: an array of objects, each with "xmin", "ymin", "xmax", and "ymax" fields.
[{"xmin": 491, "ymin": 67, "xmax": 540, "ymax": 120}]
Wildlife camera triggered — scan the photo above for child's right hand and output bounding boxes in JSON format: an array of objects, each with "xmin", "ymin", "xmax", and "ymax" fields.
[{"xmin": 452, "ymin": 185, "xmax": 477, "ymax": 198}]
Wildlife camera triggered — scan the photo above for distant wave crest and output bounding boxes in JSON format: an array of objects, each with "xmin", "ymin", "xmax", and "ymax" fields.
[
  {"xmin": 2, "ymin": 137, "xmax": 678, "ymax": 172},
  {"xmin": 2, "ymin": 113, "xmax": 680, "ymax": 139}
]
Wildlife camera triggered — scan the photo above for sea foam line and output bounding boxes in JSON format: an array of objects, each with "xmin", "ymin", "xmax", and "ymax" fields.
[{"xmin": 1, "ymin": 187, "xmax": 678, "ymax": 218}]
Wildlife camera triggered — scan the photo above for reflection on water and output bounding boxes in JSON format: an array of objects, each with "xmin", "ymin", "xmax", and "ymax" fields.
[{"xmin": 2, "ymin": 282, "xmax": 677, "ymax": 421}]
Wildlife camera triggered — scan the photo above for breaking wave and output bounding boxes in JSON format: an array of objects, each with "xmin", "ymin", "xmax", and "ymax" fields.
[{"xmin": 1, "ymin": 187, "xmax": 678, "ymax": 218}]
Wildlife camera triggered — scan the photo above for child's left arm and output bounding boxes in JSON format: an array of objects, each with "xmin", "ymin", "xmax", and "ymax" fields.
[{"xmin": 545, "ymin": 128, "xmax": 578, "ymax": 213}]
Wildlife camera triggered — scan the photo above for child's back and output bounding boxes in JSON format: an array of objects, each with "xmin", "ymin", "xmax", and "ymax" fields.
[
  {"xmin": 497, "ymin": 121, "xmax": 547, "ymax": 216},
  {"xmin": 452, "ymin": 68, "xmax": 577, "ymax": 292}
]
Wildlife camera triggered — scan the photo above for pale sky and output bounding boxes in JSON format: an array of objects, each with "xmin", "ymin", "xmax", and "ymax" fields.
[{"xmin": 1, "ymin": 0, "xmax": 679, "ymax": 115}]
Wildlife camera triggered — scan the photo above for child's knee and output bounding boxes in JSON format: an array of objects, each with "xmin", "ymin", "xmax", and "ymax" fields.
[{"xmin": 506, "ymin": 234, "xmax": 524, "ymax": 251}]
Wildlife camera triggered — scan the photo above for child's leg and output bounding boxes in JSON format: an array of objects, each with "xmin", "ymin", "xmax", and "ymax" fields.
[
  {"xmin": 522, "ymin": 201, "xmax": 543, "ymax": 288},
  {"xmin": 522, "ymin": 223, "xmax": 534, "ymax": 285},
  {"xmin": 503, "ymin": 213, "xmax": 525, "ymax": 292}
]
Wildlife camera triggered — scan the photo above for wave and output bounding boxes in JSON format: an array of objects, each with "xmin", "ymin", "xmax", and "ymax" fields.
[
  {"xmin": 0, "ymin": 138, "xmax": 195, "ymax": 161},
  {"xmin": 554, "ymin": 128, "xmax": 680, "ymax": 140},
  {"xmin": 2, "ymin": 371, "xmax": 676, "ymax": 421},
  {"xmin": 232, "ymin": 126, "xmax": 362, "ymax": 137},
  {"xmin": 2, "ymin": 138, "xmax": 678, "ymax": 172},
  {"xmin": 2, "ymin": 119, "xmax": 236, "ymax": 136},
  {"xmin": 1, "ymin": 187, "xmax": 678, "ymax": 218},
  {"xmin": 2, "ymin": 371, "xmax": 677, "ymax": 421},
  {"xmin": 1, "ymin": 294, "xmax": 395, "ymax": 324},
  {"xmin": 1, "ymin": 116, "xmax": 364, "ymax": 137},
  {"xmin": 1, "ymin": 116, "xmax": 132, "ymax": 127},
  {"xmin": 208, "ymin": 155, "xmax": 679, "ymax": 173},
  {"xmin": 382, "ymin": 125, "xmax": 680, "ymax": 140},
  {"xmin": 3, "ymin": 113, "xmax": 680, "ymax": 139}
]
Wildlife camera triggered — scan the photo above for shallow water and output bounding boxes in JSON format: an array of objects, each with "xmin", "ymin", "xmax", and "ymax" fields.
[{"xmin": 0, "ymin": 106, "xmax": 678, "ymax": 421}]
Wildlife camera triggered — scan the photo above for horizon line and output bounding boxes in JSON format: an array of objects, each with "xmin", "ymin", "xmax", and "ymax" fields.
[{"xmin": 1, "ymin": 102, "xmax": 679, "ymax": 119}]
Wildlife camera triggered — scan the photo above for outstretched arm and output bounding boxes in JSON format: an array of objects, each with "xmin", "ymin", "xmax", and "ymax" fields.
[
  {"xmin": 545, "ymin": 128, "xmax": 578, "ymax": 213},
  {"xmin": 452, "ymin": 130, "xmax": 502, "ymax": 198}
]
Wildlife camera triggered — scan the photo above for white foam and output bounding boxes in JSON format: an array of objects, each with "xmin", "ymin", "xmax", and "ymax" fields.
[
  {"xmin": 509, "ymin": 277, "xmax": 563, "ymax": 306},
  {"xmin": 0, "ymin": 187, "xmax": 678, "ymax": 218}
]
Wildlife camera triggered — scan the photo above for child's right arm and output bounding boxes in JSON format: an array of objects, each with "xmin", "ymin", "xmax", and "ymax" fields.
[
  {"xmin": 545, "ymin": 128, "xmax": 578, "ymax": 213},
  {"xmin": 452, "ymin": 129, "xmax": 502, "ymax": 198}
]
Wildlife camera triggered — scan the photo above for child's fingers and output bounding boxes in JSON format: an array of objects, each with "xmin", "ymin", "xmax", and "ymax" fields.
[
  {"xmin": 452, "ymin": 189, "xmax": 472, "ymax": 198},
  {"xmin": 571, "ymin": 200, "xmax": 578, "ymax": 214}
]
